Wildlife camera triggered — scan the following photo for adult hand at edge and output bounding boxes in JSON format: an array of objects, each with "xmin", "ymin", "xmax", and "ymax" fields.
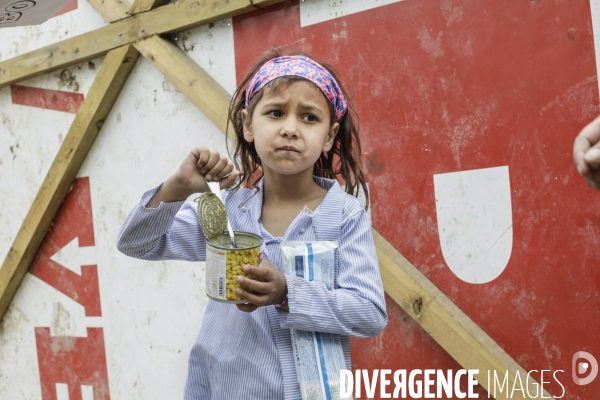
[{"xmin": 573, "ymin": 116, "xmax": 600, "ymax": 191}]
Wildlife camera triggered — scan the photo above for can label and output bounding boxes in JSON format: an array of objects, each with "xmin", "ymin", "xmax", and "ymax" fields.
[
  {"xmin": 206, "ymin": 246, "xmax": 226, "ymax": 299},
  {"xmin": 205, "ymin": 232, "xmax": 263, "ymax": 303}
]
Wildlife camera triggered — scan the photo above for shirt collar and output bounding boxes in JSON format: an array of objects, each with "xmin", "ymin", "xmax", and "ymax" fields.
[{"xmin": 249, "ymin": 175, "xmax": 345, "ymax": 225}]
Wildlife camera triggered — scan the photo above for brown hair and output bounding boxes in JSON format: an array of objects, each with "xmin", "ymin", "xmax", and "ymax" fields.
[{"xmin": 226, "ymin": 47, "xmax": 369, "ymax": 209}]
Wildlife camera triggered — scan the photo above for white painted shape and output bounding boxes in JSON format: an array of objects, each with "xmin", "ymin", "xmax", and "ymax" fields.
[
  {"xmin": 300, "ymin": 0, "xmax": 405, "ymax": 27},
  {"xmin": 81, "ymin": 385, "xmax": 94, "ymax": 400},
  {"xmin": 50, "ymin": 237, "xmax": 97, "ymax": 275},
  {"xmin": 590, "ymin": 0, "xmax": 600, "ymax": 95},
  {"xmin": 433, "ymin": 166, "xmax": 513, "ymax": 284},
  {"xmin": 50, "ymin": 237, "xmax": 81, "ymax": 275},
  {"xmin": 56, "ymin": 383, "xmax": 69, "ymax": 400}
]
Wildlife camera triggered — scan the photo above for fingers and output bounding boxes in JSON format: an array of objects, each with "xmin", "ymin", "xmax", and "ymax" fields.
[
  {"xmin": 235, "ymin": 262, "xmax": 287, "ymax": 306},
  {"xmin": 235, "ymin": 287, "xmax": 268, "ymax": 306},
  {"xmin": 574, "ymin": 117, "xmax": 600, "ymax": 173},
  {"xmin": 584, "ymin": 145, "xmax": 600, "ymax": 168},
  {"xmin": 194, "ymin": 147, "xmax": 212, "ymax": 170},
  {"xmin": 198, "ymin": 150, "xmax": 220, "ymax": 179},
  {"xmin": 192, "ymin": 148, "xmax": 237, "ymax": 182},
  {"xmin": 204, "ymin": 155, "xmax": 231, "ymax": 181},
  {"xmin": 236, "ymin": 272, "xmax": 268, "ymax": 294},
  {"xmin": 574, "ymin": 135, "xmax": 591, "ymax": 175},
  {"xmin": 220, "ymin": 170, "xmax": 240, "ymax": 190},
  {"xmin": 241, "ymin": 262, "xmax": 276, "ymax": 281},
  {"xmin": 580, "ymin": 117, "xmax": 600, "ymax": 145}
]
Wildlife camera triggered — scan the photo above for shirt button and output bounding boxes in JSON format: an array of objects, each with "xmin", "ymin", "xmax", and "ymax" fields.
[
  {"xmin": 241, "ymin": 206, "xmax": 247, "ymax": 212},
  {"xmin": 300, "ymin": 228, "xmax": 305, "ymax": 234}
]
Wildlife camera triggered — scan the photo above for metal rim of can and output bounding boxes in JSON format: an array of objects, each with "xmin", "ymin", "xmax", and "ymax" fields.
[
  {"xmin": 206, "ymin": 295, "xmax": 250, "ymax": 304},
  {"xmin": 207, "ymin": 231, "xmax": 263, "ymax": 251}
]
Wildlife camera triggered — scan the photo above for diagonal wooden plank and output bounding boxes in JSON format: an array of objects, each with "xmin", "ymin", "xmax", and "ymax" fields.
[
  {"xmin": 88, "ymin": 0, "xmax": 167, "ymax": 21},
  {"xmin": 134, "ymin": 36, "xmax": 234, "ymax": 141},
  {"xmin": 87, "ymin": 0, "xmax": 131, "ymax": 22},
  {"xmin": 0, "ymin": 44, "xmax": 139, "ymax": 321},
  {"xmin": 0, "ymin": 0, "xmax": 284, "ymax": 89},
  {"xmin": 374, "ymin": 230, "xmax": 554, "ymax": 399},
  {"xmin": 128, "ymin": 0, "xmax": 170, "ymax": 15}
]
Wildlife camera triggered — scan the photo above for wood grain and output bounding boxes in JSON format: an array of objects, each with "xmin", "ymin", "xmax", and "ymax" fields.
[
  {"xmin": 128, "ymin": 0, "xmax": 170, "ymax": 15},
  {"xmin": 0, "ymin": 0, "xmax": 283, "ymax": 88},
  {"xmin": 373, "ymin": 230, "xmax": 554, "ymax": 399},
  {"xmin": 87, "ymin": 0, "xmax": 131, "ymax": 22}
]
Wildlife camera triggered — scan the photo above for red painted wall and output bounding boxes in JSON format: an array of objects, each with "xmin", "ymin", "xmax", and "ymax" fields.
[
  {"xmin": 233, "ymin": 1, "xmax": 600, "ymax": 398},
  {"xmin": 11, "ymin": 85, "xmax": 84, "ymax": 114}
]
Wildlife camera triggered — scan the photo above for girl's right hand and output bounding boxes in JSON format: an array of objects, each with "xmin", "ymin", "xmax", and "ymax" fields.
[
  {"xmin": 146, "ymin": 148, "xmax": 239, "ymax": 207},
  {"xmin": 173, "ymin": 147, "xmax": 239, "ymax": 195}
]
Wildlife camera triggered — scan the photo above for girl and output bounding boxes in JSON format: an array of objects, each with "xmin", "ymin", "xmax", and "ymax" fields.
[{"xmin": 117, "ymin": 49, "xmax": 388, "ymax": 399}]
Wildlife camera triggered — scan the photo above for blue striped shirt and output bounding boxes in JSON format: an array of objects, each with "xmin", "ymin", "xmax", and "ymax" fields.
[{"xmin": 116, "ymin": 176, "xmax": 388, "ymax": 399}]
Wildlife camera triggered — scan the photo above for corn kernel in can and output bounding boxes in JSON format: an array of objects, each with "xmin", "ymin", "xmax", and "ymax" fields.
[{"xmin": 205, "ymin": 232, "xmax": 263, "ymax": 304}]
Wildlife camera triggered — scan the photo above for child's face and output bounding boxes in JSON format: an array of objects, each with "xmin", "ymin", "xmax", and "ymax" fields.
[{"xmin": 241, "ymin": 80, "xmax": 339, "ymax": 178}]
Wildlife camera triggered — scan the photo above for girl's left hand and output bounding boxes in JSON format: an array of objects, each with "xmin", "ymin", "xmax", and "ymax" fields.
[{"xmin": 236, "ymin": 259, "xmax": 288, "ymax": 313}]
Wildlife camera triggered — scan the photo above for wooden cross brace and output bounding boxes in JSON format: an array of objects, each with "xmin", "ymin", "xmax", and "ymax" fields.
[{"xmin": 0, "ymin": 1, "xmax": 554, "ymax": 398}]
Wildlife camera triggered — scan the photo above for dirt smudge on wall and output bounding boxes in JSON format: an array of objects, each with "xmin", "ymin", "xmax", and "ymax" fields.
[{"xmin": 56, "ymin": 67, "xmax": 80, "ymax": 92}]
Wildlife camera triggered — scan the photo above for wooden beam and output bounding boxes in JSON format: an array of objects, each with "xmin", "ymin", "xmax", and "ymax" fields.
[
  {"xmin": 87, "ymin": 0, "xmax": 131, "ymax": 22},
  {"xmin": 0, "ymin": 45, "xmax": 139, "ymax": 321},
  {"xmin": 0, "ymin": 0, "xmax": 284, "ymax": 88},
  {"xmin": 374, "ymin": 230, "xmax": 554, "ymax": 400},
  {"xmin": 134, "ymin": 36, "xmax": 234, "ymax": 141},
  {"xmin": 128, "ymin": 0, "xmax": 170, "ymax": 15},
  {"xmin": 88, "ymin": 0, "xmax": 167, "ymax": 21}
]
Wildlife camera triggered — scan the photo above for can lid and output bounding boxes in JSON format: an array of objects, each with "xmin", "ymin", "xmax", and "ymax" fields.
[{"xmin": 197, "ymin": 192, "xmax": 228, "ymax": 241}]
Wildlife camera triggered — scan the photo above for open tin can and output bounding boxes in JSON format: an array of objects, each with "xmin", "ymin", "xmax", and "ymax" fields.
[{"xmin": 197, "ymin": 192, "xmax": 263, "ymax": 304}]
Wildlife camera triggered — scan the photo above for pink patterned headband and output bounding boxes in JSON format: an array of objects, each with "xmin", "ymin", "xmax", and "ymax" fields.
[{"xmin": 245, "ymin": 55, "xmax": 348, "ymax": 123}]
